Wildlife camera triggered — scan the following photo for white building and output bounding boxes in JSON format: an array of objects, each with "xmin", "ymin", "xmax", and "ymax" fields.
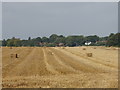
[{"xmin": 85, "ymin": 42, "xmax": 91, "ymax": 45}]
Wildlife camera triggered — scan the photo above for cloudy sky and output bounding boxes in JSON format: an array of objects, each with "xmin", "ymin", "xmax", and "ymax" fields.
[
  {"xmin": 2, "ymin": 2, "xmax": 118, "ymax": 39},
  {"xmin": 0, "ymin": 2, "xmax": 2, "ymax": 40}
]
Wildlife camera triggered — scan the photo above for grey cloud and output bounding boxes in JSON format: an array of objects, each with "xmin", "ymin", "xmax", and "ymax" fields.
[{"xmin": 2, "ymin": 2, "xmax": 118, "ymax": 39}]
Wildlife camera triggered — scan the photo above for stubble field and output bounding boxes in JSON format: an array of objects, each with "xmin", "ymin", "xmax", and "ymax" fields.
[{"xmin": 1, "ymin": 46, "xmax": 118, "ymax": 88}]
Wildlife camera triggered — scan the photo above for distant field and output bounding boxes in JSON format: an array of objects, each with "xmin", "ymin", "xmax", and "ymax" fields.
[{"xmin": 2, "ymin": 46, "xmax": 118, "ymax": 88}]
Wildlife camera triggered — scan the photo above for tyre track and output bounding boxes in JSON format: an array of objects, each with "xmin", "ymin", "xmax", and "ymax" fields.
[
  {"xmin": 51, "ymin": 48, "xmax": 102, "ymax": 73},
  {"xmin": 2, "ymin": 47, "xmax": 24, "ymax": 66},
  {"xmin": 64, "ymin": 47, "xmax": 117, "ymax": 69},
  {"xmin": 3, "ymin": 48, "xmax": 35, "ymax": 77},
  {"xmin": 55, "ymin": 47, "xmax": 117, "ymax": 73},
  {"xmin": 47, "ymin": 48, "xmax": 78, "ymax": 74},
  {"xmin": 3, "ymin": 48, "xmax": 33, "ymax": 68},
  {"xmin": 33, "ymin": 47, "xmax": 51, "ymax": 76},
  {"xmin": 7, "ymin": 47, "xmax": 37, "ymax": 76},
  {"xmin": 2, "ymin": 47, "xmax": 118, "ymax": 88},
  {"xmin": 42, "ymin": 47, "xmax": 59, "ymax": 75}
]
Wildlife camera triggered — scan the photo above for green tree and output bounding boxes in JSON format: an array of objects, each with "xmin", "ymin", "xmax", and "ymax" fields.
[
  {"xmin": 65, "ymin": 36, "xmax": 75, "ymax": 46},
  {"xmin": 2, "ymin": 39, "xmax": 7, "ymax": 46},
  {"xmin": 6, "ymin": 37, "xmax": 21, "ymax": 47},
  {"xmin": 36, "ymin": 37, "xmax": 42, "ymax": 42},
  {"xmin": 21, "ymin": 40, "xmax": 28, "ymax": 46},
  {"xmin": 7, "ymin": 39, "xmax": 14, "ymax": 46},
  {"xmin": 65, "ymin": 36, "xmax": 85, "ymax": 46},
  {"xmin": 28, "ymin": 37, "xmax": 31, "ymax": 41},
  {"xmin": 49, "ymin": 34, "xmax": 58, "ymax": 43},
  {"xmin": 42, "ymin": 37, "xmax": 49, "ymax": 43},
  {"xmin": 0, "ymin": 40, "xmax": 2, "ymax": 46},
  {"xmin": 99, "ymin": 36, "xmax": 108, "ymax": 41},
  {"xmin": 107, "ymin": 33, "xmax": 120, "ymax": 47},
  {"xmin": 54, "ymin": 36, "xmax": 65, "ymax": 44},
  {"xmin": 86, "ymin": 35, "xmax": 99, "ymax": 43},
  {"xmin": 14, "ymin": 39, "xmax": 21, "ymax": 46}
]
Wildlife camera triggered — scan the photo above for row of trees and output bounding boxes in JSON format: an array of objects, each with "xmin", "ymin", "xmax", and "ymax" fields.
[{"xmin": 1, "ymin": 33, "xmax": 120, "ymax": 47}]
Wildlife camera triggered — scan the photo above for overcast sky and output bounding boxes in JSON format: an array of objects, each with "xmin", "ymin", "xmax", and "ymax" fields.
[
  {"xmin": 0, "ymin": 2, "xmax": 2, "ymax": 40},
  {"xmin": 2, "ymin": 2, "xmax": 118, "ymax": 39}
]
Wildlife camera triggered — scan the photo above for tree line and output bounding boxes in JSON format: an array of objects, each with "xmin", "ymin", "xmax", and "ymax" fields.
[{"xmin": 1, "ymin": 33, "xmax": 120, "ymax": 47}]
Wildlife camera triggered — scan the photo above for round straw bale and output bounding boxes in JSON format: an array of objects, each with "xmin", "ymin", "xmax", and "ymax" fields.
[
  {"xmin": 83, "ymin": 48, "xmax": 86, "ymax": 50},
  {"xmin": 86, "ymin": 53, "xmax": 92, "ymax": 57}
]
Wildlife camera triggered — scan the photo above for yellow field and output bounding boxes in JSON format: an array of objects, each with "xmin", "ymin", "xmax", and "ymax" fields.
[{"xmin": 2, "ymin": 46, "xmax": 118, "ymax": 88}]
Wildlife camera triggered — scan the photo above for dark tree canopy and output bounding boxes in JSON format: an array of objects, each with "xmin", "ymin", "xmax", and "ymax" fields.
[
  {"xmin": 107, "ymin": 33, "xmax": 120, "ymax": 47},
  {"xmin": 1, "ymin": 33, "xmax": 120, "ymax": 47}
]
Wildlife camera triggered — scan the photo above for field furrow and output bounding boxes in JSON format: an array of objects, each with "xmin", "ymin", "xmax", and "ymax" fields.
[
  {"xmin": 2, "ymin": 47, "xmax": 118, "ymax": 88},
  {"xmin": 49, "ymin": 48, "xmax": 100, "ymax": 73},
  {"xmin": 47, "ymin": 48, "xmax": 78, "ymax": 74},
  {"xmin": 54, "ymin": 47, "xmax": 117, "ymax": 73},
  {"xmin": 63, "ymin": 47, "xmax": 118, "ymax": 68}
]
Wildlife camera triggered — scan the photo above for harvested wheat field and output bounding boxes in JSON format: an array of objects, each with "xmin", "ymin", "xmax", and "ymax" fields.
[{"xmin": 2, "ymin": 46, "xmax": 118, "ymax": 88}]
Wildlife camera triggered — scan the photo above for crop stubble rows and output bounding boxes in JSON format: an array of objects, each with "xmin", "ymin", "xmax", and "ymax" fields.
[{"xmin": 2, "ymin": 47, "xmax": 118, "ymax": 88}]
